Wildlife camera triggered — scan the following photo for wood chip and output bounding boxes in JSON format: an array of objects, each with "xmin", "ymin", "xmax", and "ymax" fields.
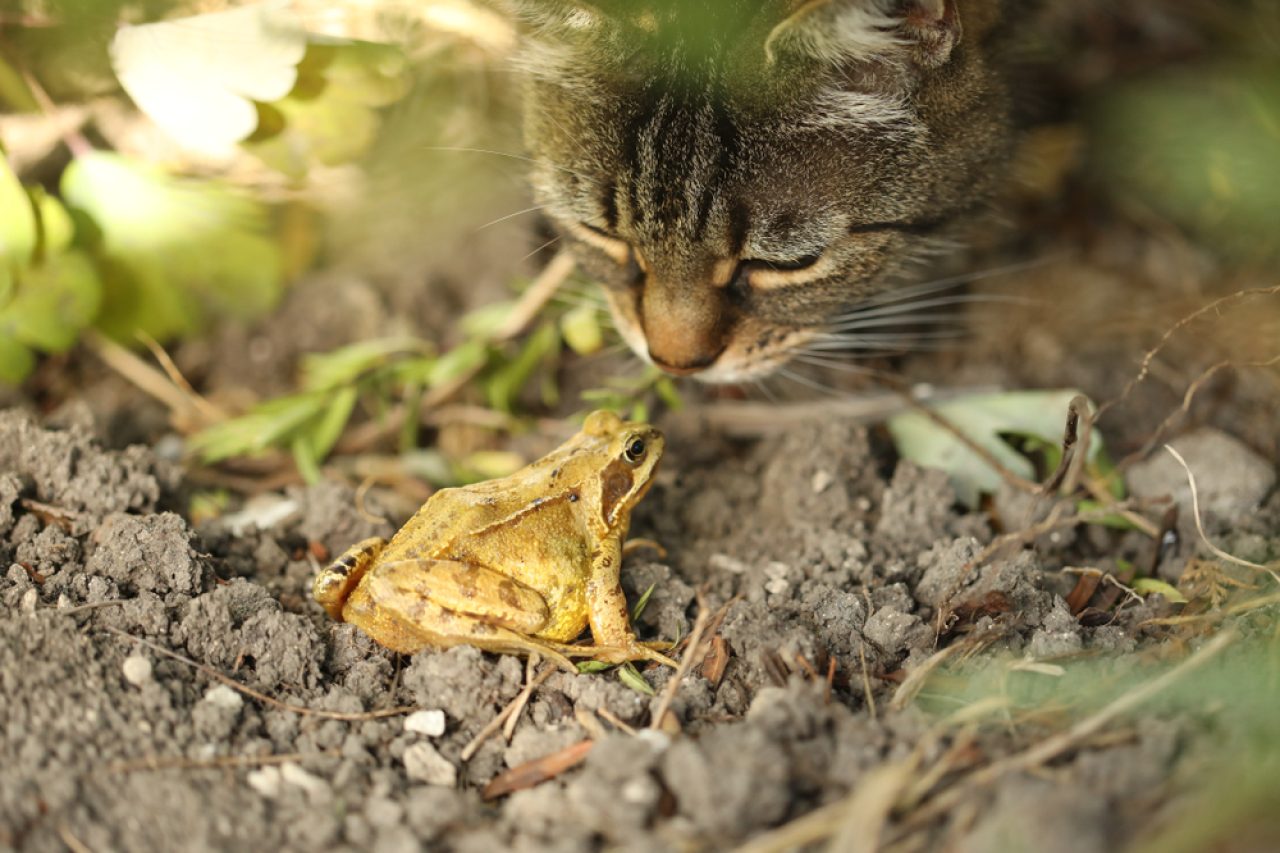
[{"xmin": 481, "ymin": 739, "xmax": 594, "ymax": 800}]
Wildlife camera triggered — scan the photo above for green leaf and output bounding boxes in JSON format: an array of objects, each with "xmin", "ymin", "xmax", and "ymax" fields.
[
  {"xmin": 189, "ymin": 393, "xmax": 326, "ymax": 463},
  {"xmin": 428, "ymin": 338, "xmax": 488, "ymax": 387},
  {"xmin": 245, "ymin": 41, "xmax": 410, "ymax": 177},
  {"xmin": 887, "ymin": 390, "xmax": 1103, "ymax": 508},
  {"xmin": 576, "ymin": 660, "xmax": 614, "ymax": 674},
  {"xmin": 459, "ymin": 300, "xmax": 516, "ymax": 339},
  {"xmin": 29, "ymin": 188, "xmax": 75, "ymax": 257},
  {"xmin": 110, "ymin": 4, "xmax": 306, "ymax": 155},
  {"xmin": 1090, "ymin": 62, "xmax": 1280, "ymax": 260},
  {"xmin": 308, "ymin": 385, "xmax": 360, "ymax": 460},
  {"xmin": 487, "ymin": 321, "xmax": 560, "ymax": 413},
  {"xmin": 0, "ymin": 154, "xmax": 36, "ymax": 270},
  {"xmin": 1075, "ymin": 499, "xmax": 1141, "ymax": 531},
  {"xmin": 560, "ymin": 303, "xmax": 604, "ymax": 355},
  {"xmin": 631, "ymin": 583, "xmax": 656, "ymax": 623},
  {"xmin": 301, "ymin": 337, "xmax": 428, "ymax": 392},
  {"xmin": 61, "ymin": 152, "xmax": 283, "ymax": 341},
  {"xmin": 617, "ymin": 662, "xmax": 655, "ymax": 696},
  {"xmin": 1132, "ymin": 578, "xmax": 1189, "ymax": 604},
  {"xmin": 291, "ymin": 433, "xmax": 323, "ymax": 485},
  {"xmin": 0, "ymin": 250, "xmax": 101, "ymax": 352},
  {"xmin": 0, "ymin": 336, "xmax": 35, "ymax": 384}
]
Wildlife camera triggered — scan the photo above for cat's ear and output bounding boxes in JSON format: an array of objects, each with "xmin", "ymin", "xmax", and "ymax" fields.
[{"xmin": 766, "ymin": 0, "xmax": 962, "ymax": 74}]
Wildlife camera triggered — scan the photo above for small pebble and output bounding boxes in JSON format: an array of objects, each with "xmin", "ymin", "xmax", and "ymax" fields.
[
  {"xmin": 203, "ymin": 684, "xmax": 244, "ymax": 712},
  {"xmin": 811, "ymin": 470, "xmax": 834, "ymax": 494},
  {"xmin": 403, "ymin": 742, "xmax": 457, "ymax": 787},
  {"xmin": 19, "ymin": 588, "xmax": 38, "ymax": 614},
  {"xmin": 247, "ymin": 766, "xmax": 282, "ymax": 798},
  {"xmin": 403, "ymin": 709, "xmax": 447, "ymax": 737},
  {"xmin": 281, "ymin": 762, "xmax": 331, "ymax": 803},
  {"xmin": 122, "ymin": 655, "xmax": 153, "ymax": 686}
]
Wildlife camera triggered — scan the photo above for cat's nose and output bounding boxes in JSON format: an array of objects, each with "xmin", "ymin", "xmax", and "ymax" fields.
[
  {"xmin": 643, "ymin": 310, "xmax": 728, "ymax": 375},
  {"xmin": 648, "ymin": 348, "xmax": 724, "ymax": 376}
]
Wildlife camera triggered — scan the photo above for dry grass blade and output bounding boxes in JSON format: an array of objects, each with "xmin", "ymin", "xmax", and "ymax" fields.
[
  {"xmin": 103, "ymin": 627, "xmax": 417, "ymax": 721},
  {"xmin": 86, "ymin": 331, "xmax": 213, "ymax": 430},
  {"xmin": 650, "ymin": 599, "xmax": 717, "ymax": 731},
  {"xmin": 481, "ymin": 739, "xmax": 594, "ymax": 800},
  {"xmin": 461, "ymin": 664, "xmax": 556, "ymax": 761},
  {"xmin": 493, "ymin": 249, "xmax": 576, "ymax": 341},
  {"xmin": 889, "ymin": 635, "xmax": 992, "ymax": 713},
  {"xmin": 56, "ymin": 825, "xmax": 93, "ymax": 853},
  {"xmin": 733, "ymin": 756, "xmax": 920, "ymax": 853},
  {"xmin": 858, "ymin": 644, "xmax": 878, "ymax": 720},
  {"xmin": 1164, "ymin": 445, "xmax": 1273, "ymax": 573},
  {"xmin": 504, "ymin": 655, "xmax": 546, "ymax": 741},
  {"xmin": 108, "ymin": 749, "xmax": 338, "ymax": 774},
  {"xmin": 896, "ymin": 628, "xmax": 1237, "ymax": 834},
  {"xmin": 1095, "ymin": 284, "xmax": 1280, "ymax": 420}
]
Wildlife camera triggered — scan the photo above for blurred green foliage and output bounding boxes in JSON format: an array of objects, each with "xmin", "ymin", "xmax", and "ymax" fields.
[{"xmin": 1091, "ymin": 62, "xmax": 1280, "ymax": 260}]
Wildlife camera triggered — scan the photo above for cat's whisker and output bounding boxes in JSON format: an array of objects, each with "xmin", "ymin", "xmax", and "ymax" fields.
[
  {"xmin": 474, "ymin": 204, "xmax": 546, "ymax": 232},
  {"xmin": 421, "ymin": 145, "xmax": 594, "ymax": 183},
  {"xmin": 790, "ymin": 354, "xmax": 883, "ymax": 375},
  {"xmin": 521, "ymin": 235, "xmax": 562, "ymax": 262},
  {"xmin": 776, "ymin": 365, "xmax": 844, "ymax": 397},
  {"xmin": 845, "ymin": 255, "xmax": 1060, "ymax": 315},
  {"xmin": 830, "ymin": 291, "xmax": 1038, "ymax": 324},
  {"xmin": 823, "ymin": 311, "xmax": 976, "ymax": 332}
]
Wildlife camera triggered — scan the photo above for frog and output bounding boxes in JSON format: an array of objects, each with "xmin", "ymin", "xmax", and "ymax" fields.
[{"xmin": 313, "ymin": 410, "xmax": 677, "ymax": 671}]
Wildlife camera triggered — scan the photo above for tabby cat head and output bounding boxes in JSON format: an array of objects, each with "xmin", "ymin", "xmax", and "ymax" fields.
[{"xmin": 508, "ymin": 0, "xmax": 1010, "ymax": 381}]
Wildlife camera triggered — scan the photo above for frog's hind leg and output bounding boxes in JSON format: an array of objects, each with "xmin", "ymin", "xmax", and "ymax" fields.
[
  {"xmin": 314, "ymin": 537, "xmax": 386, "ymax": 621},
  {"xmin": 357, "ymin": 559, "xmax": 579, "ymax": 671}
]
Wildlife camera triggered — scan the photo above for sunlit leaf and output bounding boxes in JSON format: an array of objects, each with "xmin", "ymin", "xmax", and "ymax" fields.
[
  {"xmin": 1132, "ymin": 578, "xmax": 1189, "ymax": 604},
  {"xmin": 111, "ymin": 2, "xmax": 306, "ymax": 156},
  {"xmin": 428, "ymin": 338, "xmax": 488, "ymax": 387},
  {"xmin": 0, "ymin": 336, "xmax": 35, "ymax": 384},
  {"xmin": 61, "ymin": 152, "xmax": 283, "ymax": 341},
  {"xmin": 308, "ymin": 385, "xmax": 360, "ymax": 461},
  {"xmin": 0, "ymin": 250, "xmax": 101, "ymax": 352},
  {"xmin": 487, "ymin": 321, "xmax": 559, "ymax": 412},
  {"xmin": 560, "ymin": 303, "xmax": 604, "ymax": 355},
  {"xmin": 189, "ymin": 393, "xmax": 326, "ymax": 462},
  {"xmin": 301, "ymin": 337, "xmax": 429, "ymax": 392},
  {"xmin": 576, "ymin": 660, "xmax": 613, "ymax": 674},
  {"xmin": 0, "ymin": 154, "xmax": 36, "ymax": 270},
  {"xmin": 246, "ymin": 40, "xmax": 410, "ymax": 177},
  {"xmin": 887, "ymin": 390, "xmax": 1103, "ymax": 508},
  {"xmin": 29, "ymin": 188, "xmax": 75, "ymax": 257}
]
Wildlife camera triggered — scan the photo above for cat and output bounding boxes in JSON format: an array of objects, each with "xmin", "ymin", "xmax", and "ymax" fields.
[{"xmin": 503, "ymin": 0, "xmax": 1013, "ymax": 383}]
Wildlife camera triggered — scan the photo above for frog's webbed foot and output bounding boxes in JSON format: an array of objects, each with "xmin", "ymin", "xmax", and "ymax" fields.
[{"xmin": 550, "ymin": 638, "xmax": 679, "ymax": 669}]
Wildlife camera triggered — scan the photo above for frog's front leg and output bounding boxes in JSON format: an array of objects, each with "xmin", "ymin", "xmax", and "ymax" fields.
[
  {"xmin": 585, "ymin": 535, "xmax": 678, "ymax": 668},
  {"xmin": 349, "ymin": 558, "xmax": 579, "ymax": 671}
]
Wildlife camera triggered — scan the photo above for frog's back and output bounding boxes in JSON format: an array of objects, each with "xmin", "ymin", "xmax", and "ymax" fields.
[{"xmin": 377, "ymin": 479, "xmax": 553, "ymax": 562}]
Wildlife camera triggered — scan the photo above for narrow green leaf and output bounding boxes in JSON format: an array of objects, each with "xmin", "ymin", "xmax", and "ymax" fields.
[
  {"xmin": 631, "ymin": 582, "xmax": 656, "ymax": 623},
  {"xmin": 302, "ymin": 338, "xmax": 425, "ymax": 392},
  {"xmin": 576, "ymin": 660, "xmax": 613, "ymax": 674},
  {"xmin": 1132, "ymin": 578, "xmax": 1189, "ymax": 604},
  {"xmin": 291, "ymin": 433, "xmax": 323, "ymax": 485},
  {"xmin": 428, "ymin": 339, "xmax": 488, "ymax": 387},
  {"xmin": 616, "ymin": 662, "xmax": 655, "ymax": 696},
  {"xmin": 309, "ymin": 385, "xmax": 360, "ymax": 460}
]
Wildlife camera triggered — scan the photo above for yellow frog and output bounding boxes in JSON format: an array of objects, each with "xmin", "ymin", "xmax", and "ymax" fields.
[{"xmin": 313, "ymin": 410, "xmax": 676, "ymax": 671}]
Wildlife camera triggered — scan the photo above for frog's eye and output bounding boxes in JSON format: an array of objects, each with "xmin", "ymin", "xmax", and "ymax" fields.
[{"xmin": 623, "ymin": 438, "xmax": 646, "ymax": 464}]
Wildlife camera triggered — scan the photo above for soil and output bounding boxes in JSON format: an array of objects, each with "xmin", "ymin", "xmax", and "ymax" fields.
[
  {"xmin": 4, "ymin": 5, "xmax": 1280, "ymax": 850},
  {"xmin": 2, "ymin": 339, "xmax": 1277, "ymax": 852}
]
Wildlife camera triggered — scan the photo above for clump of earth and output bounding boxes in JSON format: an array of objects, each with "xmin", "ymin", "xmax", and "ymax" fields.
[{"xmin": 2, "ymin": 381, "xmax": 1275, "ymax": 852}]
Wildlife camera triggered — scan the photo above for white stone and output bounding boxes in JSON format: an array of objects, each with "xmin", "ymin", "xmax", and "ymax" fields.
[
  {"xmin": 281, "ymin": 762, "xmax": 331, "ymax": 803},
  {"xmin": 247, "ymin": 766, "xmax": 282, "ymax": 798},
  {"xmin": 811, "ymin": 469, "xmax": 834, "ymax": 494},
  {"xmin": 122, "ymin": 655, "xmax": 153, "ymax": 686},
  {"xmin": 19, "ymin": 588, "xmax": 38, "ymax": 614},
  {"xmin": 203, "ymin": 684, "xmax": 244, "ymax": 712},
  {"xmin": 1128, "ymin": 427, "xmax": 1275, "ymax": 519},
  {"xmin": 403, "ymin": 742, "xmax": 457, "ymax": 787},
  {"xmin": 403, "ymin": 709, "xmax": 447, "ymax": 737}
]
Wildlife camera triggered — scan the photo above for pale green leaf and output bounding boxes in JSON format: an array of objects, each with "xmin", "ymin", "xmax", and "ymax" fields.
[
  {"xmin": 308, "ymin": 385, "xmax": 359, "ymax": 460},
  {"xmin": 62, "ymin": 152, "xmax": 283, "ymax": 340},
  {"xmin": 560, "ymin": 303, "xmax": 604, "ymax": 355},
  {"xmin": 0, "ymin": 154, "xmax": 35, "ymax": 269},
  {"xmin": 0, "ymin": 336, "xmax": 35, "ymax": 384},
  {"xmin": 0, "ymin": 250, "xmax": 101, "ymax": 352},
  {"xmin": 302, "ymin": 337, "xmax": 428, "ymax": 392},
  {"xmin": 617, "ymin": 662, "xmax": 655, "ymax": 696},
  {"xmin": 111, "ymin": 3, "xmax": 306, "ymax": 155},
  {"xmin": 428, "ymin": 339, "xmax": 488, "ymax": 387},
  {"xmin": 29, "ymin": 188, "xmax": 75, "ymax": 256},
  {"xmin": 631, "ymin": 583, "xmax": 656, "ymax": 623},
  {"xmin": 291, "ymin": 433, "xmax": 323, "ymax": 485},
  {"xmin": 887, "ymin": 390, "xmax": 1103, "ymax": 508},
  {"xmin": 1132, "ymin": 578, "xmax": 1189, "ymax": 604},
  {"xmin": 576, "ymin": 660, "xmax": 613, "ymax": 674},
  {"xmin": 487, "ymin": 322, "xmax": 560, "ymax": 412}
]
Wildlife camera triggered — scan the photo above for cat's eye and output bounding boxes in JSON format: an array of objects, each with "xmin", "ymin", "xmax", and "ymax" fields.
[
  {"xmin": 567, "ymin": 221, "xmax": 631, "ymax": 266},
  {"xmin": 738, "ymin": 252, "xmax": 831, "ymax": 291}
]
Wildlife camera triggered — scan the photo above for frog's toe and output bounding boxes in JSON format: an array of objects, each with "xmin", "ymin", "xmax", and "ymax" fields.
[{"xmin": 622, "ymin": 538, "xmax": 667, "ymax": 559}]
